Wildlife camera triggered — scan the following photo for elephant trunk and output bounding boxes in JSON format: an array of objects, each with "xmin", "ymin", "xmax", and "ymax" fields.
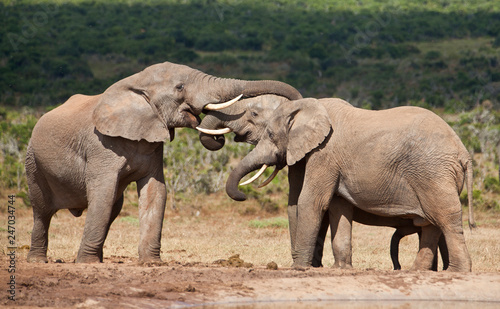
[
  {"xmin": 212, "ymin": 78, "xmax": 303, "ymax": 103},
  {"xmin": 198, "ymin": 110, "xmax": 236, "ymax": 151},
  {"xmin": 226, "ymin": 150, "xmax": 267, "ymax": 201}
]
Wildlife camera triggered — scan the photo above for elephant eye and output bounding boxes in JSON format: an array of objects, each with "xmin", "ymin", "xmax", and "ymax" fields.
[
  {"xmin": 251, "ymin": 111, "xmax": 258, "ymax": 118},
  {"xmin": 267, "ymin": 130, "xmax": 274, "ymax": 139},
  {"xmin": 175, "ymin": 83, "xmax": 184, "ymax": 91}
]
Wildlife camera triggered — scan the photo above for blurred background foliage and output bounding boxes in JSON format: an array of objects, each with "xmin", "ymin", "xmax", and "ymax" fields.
[{"xmin": 1, "ymin": 0, "xmax": 499, "ymax": 213}]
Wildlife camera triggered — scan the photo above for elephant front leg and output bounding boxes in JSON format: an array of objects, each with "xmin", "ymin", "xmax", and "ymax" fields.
[
  {"xmin": 293, "ymin": 202, "xmax": 327, "ymax": 267},
  {"xmin": 329, "ymin": 196, "xmax": 354, "ymax": 269},
  {"xmin": 76, "ymin": 180, "xmax": 120, "ymax": 263},
  {"xmin": 137, "ymin": 173, "xmax": 167, "ymax": 263}
]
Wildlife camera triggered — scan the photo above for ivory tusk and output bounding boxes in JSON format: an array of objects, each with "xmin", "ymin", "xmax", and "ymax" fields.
[
  {"xmin": 196, "ymin": 127, "xmax": 232, "ymax": 135},
  {"xmin": 258, "ymin": 167, "xmax": 279, "ymax": 188},
  {"xmin": 204, "ymin": 94, "xmax": 243, "ymax": 111},
  {"xmin": 239, "ymin": 164, "xmax": 268, "ymax": 186}
]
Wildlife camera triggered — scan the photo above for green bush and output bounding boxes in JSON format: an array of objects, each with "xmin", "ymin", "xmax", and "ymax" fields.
[
  {"xmin": 484, "ymin": 176, "xmax": 500, "ymax": 194},
  {"xmin": 249, "ymin": 217, "xmax": 288, "ymax": 229}
]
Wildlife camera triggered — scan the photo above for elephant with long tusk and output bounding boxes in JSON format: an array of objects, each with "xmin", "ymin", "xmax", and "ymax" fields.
[
  {"xmin": 25, "ymin": 61, "xmax": 302, "ymax": 264},
  {"xmin": 225, "ymin": 98, "xmax": 474, "ymax": 272},
  {"xmin": 196, "ymin": 95, "xmax": 454, "ymax": 270}
]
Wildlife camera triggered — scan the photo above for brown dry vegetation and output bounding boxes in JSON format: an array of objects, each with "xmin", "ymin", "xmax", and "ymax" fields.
[{"xmin": 2, "ymin": 190, "xmax": 499, "ymax": 271}]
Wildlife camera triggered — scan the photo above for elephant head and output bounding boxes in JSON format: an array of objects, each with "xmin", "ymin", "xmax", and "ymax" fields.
[
  {"xmin": 197, "ymin": 93, "xmax": 302, "ymax": 151},
  {"xmin": 92, "ymin": 61, "xmax": 302, "ymax": 143},
  {"xmin": 225, "ymin": 98, "xmax": 332, "ymax": 201}
]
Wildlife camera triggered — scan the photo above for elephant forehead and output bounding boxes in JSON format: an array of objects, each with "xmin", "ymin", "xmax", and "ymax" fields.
[{"xmin": 246, "ymin": 95, "xmax": 285, "ymax": 110}]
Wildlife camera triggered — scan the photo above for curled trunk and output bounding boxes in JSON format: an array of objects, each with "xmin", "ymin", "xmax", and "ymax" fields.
[
  {"xmin": 226, "ymin": 150, "xmax": 266, "ymax": 201},
  {"xmin": 198, "ymin": 111, "xmax": 232, "ymax": 151}
]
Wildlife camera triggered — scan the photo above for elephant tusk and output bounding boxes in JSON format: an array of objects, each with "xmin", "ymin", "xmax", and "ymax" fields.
[
  {"xmin": 239, "ymin": 164, "xmax": 268, "ymax": 186},
  {"xmin": 196, "ymin": 127, "xmax": 232, "ymax": 135},
  {"xmin": 204, "ymin": 94, "xmax": 243, "ymax": 111},
  {"xmin": 258, "ymin": 166, "xmax": 279, "ymax": 188}
]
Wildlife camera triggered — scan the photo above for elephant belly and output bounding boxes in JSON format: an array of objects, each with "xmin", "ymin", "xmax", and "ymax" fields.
[
  {"xmin": 336, "ymin": 179, "xmax": 424, "ymax": 218},
  {"xmin": 45, "ymin": 170, "xmax": 88, "ymax": 210}
]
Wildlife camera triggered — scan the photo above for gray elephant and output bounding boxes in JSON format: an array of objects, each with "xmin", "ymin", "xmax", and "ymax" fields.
[
  {"xmin": 197, "ymin": 95, "xmax": 451, "ymax": 270},
  {"xmin": 223, "ymin": 98, "xmax": 474, "ymax": 272},
  {"xmin": 25, "ymin": 61, "xmax": 301, "ymax": 264}
]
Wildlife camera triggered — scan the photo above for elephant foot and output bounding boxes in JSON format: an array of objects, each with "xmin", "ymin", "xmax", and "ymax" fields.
[
  {"xmin": 333, "ymin": 261, "xmax": 353, "ymax": 269},
  {"xmin": 27, "ymin": 251, "xmax": 48, "ymax": 263},
  {"xmin": 444, "ymin": 260, "xmax": 472, "ymax": 272},
  {"xmin": 76, "ymin": 253, "xmax": 102, "ymax": 263},
  {"xmin": 138, "ymin": 254, "xmax": 163, "ymax": 266},
  {"xmin": 291, "ymin": 261, "xmax": 311, "ymax": 271}
]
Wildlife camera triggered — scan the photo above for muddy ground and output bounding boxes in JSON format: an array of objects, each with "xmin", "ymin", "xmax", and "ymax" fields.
[{"xmin": 4, "ymin": 255, "xmax": 500, "ymax": 309}]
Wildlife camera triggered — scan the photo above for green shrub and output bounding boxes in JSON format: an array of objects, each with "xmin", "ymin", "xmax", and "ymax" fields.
[
  {"xmin": 484, "ymin": 176, "xmax": 500, "ymax": 194},
  {"xmin": 249, "ymin": 217, "xmax": 288, "ymax": 229}
]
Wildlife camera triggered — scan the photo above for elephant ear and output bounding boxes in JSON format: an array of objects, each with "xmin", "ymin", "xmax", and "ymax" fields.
[
  {"xmin": 286, "ymin": 98, "xmax": 332, "ymax": 166},
  {"xmin": 92, "ymin": 75, "xmax": 172, "ymax": 143}
]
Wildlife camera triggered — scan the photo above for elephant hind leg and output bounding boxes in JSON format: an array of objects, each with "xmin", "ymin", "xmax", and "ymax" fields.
[
  {"xmin": 26, "ymin": 170, "xmax": 56, "ymax": 263},
  {"xmin": 437, "ymin": 210, "xmax": 471, "ymax": 272},
  {"xmin": 410, "ymin": 224, "xmax": 440, "ymax": 271},
  {"xmin": 422, "ymin": 196, "xmax": 471, "ymax": 272}
]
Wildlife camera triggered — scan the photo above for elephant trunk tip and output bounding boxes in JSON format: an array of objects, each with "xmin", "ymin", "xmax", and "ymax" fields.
[{"xmin": 225, "ymin": 183, "xmax": 248, "ymax": 201}]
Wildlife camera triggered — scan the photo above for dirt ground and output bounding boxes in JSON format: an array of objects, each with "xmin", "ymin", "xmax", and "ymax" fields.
[
  {"xmin": 3, "ymin": 258, "xmax": 500, "ymax": 308},
  {"xmin": 2, "ymin": 193, "xmax": 500, "ymax": 308}
]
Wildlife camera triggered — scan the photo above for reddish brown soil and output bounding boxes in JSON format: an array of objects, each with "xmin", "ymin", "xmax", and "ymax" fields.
[{"xmin": 4, "ymin": 256, "xmax": 500, "ymax": 308}]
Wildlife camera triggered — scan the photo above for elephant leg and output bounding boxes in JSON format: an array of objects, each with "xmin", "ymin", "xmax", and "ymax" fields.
[
  {"xmin": 417, "ymin": 231, "xmax": 439, "ymax": 271},
  {"xmin": 312, "ymin": 211, "xmax": 329, "ymax": 267},
  {"xmin": 438, "ymin": 234, "xmax": 449, "ymax": 270},
  {"xmin": 329, "ymin": 197, "xmax": 353, "ymax": 269},
  {"xmin": 287, "ymin": 204, "xmax": 299, "ymax": 263},
  {"xmin": 390, "ymin": 229, "xmax": 405, "ymax": 270},
  {"xmin": 287, "ymin": 161, "xmax": 305, "ymax": 265},
  {"xmin": 439, "ymin": 214, "xmax": 470, "ymax": 271},
  {"xmin": 423, "ymin": 195, "xmax": 471, "ymax": 272},
  {"xmin": 93, "ymin": 194, "xmax": 124, "ymax": 262},
  {"xmin": 410, "ymin": 224, "xmax": 440, "ymax": 271},
  {"xmin": 27, "ymin": 206, "xmax": 56, "ymax": 263},
  {"xmin": 76, "ymin": 178, "xmax": 119, "ymax": 263},
  {"xmin": 26, "ymin": 167, "xmax": 55, "ymax": 263},
  {"xmin": 137, "ymin": 170, "xmax": 167, "ymax": 263},
  {"xmin": 293, "ymin": 175, "xmax": 335, "ymax": 267}
]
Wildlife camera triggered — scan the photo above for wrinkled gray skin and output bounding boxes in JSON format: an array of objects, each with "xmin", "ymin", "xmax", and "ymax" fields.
[
  {"xmin": 226, "ymin": 98, "xmax": 474, "ymax": 272},
  {"xmin": 25, "ymin": 61, "xmax": 302, "ymax": 264},
  {"xmin": 199, "ymin": 95, "xmax": 450, "ymax": 270},
  {"xmin": 313, "ymin": 196, "xmax": 449, "ymax": 270}
]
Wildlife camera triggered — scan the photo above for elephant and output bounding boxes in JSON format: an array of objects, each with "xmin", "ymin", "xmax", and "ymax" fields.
[
  {"xmin": 197, "ymin": 95, "xmax": 451, "ymax": 270},
  {"xmin": 25, "ymin": 61, "xmax": 302, "ymax": 264},
  {"xmin": 224, "ymin": 97, "xmax": 475, "ymax": 272},
  {"xmin": 314, "ymin": 195, "xmax": 449, "ymax": 270}
]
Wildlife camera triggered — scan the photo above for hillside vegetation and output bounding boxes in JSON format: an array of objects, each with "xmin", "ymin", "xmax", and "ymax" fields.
[{"xmin": 1, "ymin": 0, "xmax": 499, "ymax": 215}]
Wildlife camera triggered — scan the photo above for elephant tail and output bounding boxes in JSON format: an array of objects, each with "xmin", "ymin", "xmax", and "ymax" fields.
[{"xmin": 466, "ymin": 159, "xmax": 476, "ymax": 230}]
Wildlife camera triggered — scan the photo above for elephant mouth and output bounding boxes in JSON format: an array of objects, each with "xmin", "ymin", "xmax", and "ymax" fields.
[{"xmin": 234, "ymin": 132, "xmax": 251, "ymax": 144}]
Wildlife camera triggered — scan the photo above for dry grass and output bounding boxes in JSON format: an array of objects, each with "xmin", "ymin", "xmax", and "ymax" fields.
[{"xmin": 1, "ymin": 191, "xmax": 499, "ymax": 272}]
